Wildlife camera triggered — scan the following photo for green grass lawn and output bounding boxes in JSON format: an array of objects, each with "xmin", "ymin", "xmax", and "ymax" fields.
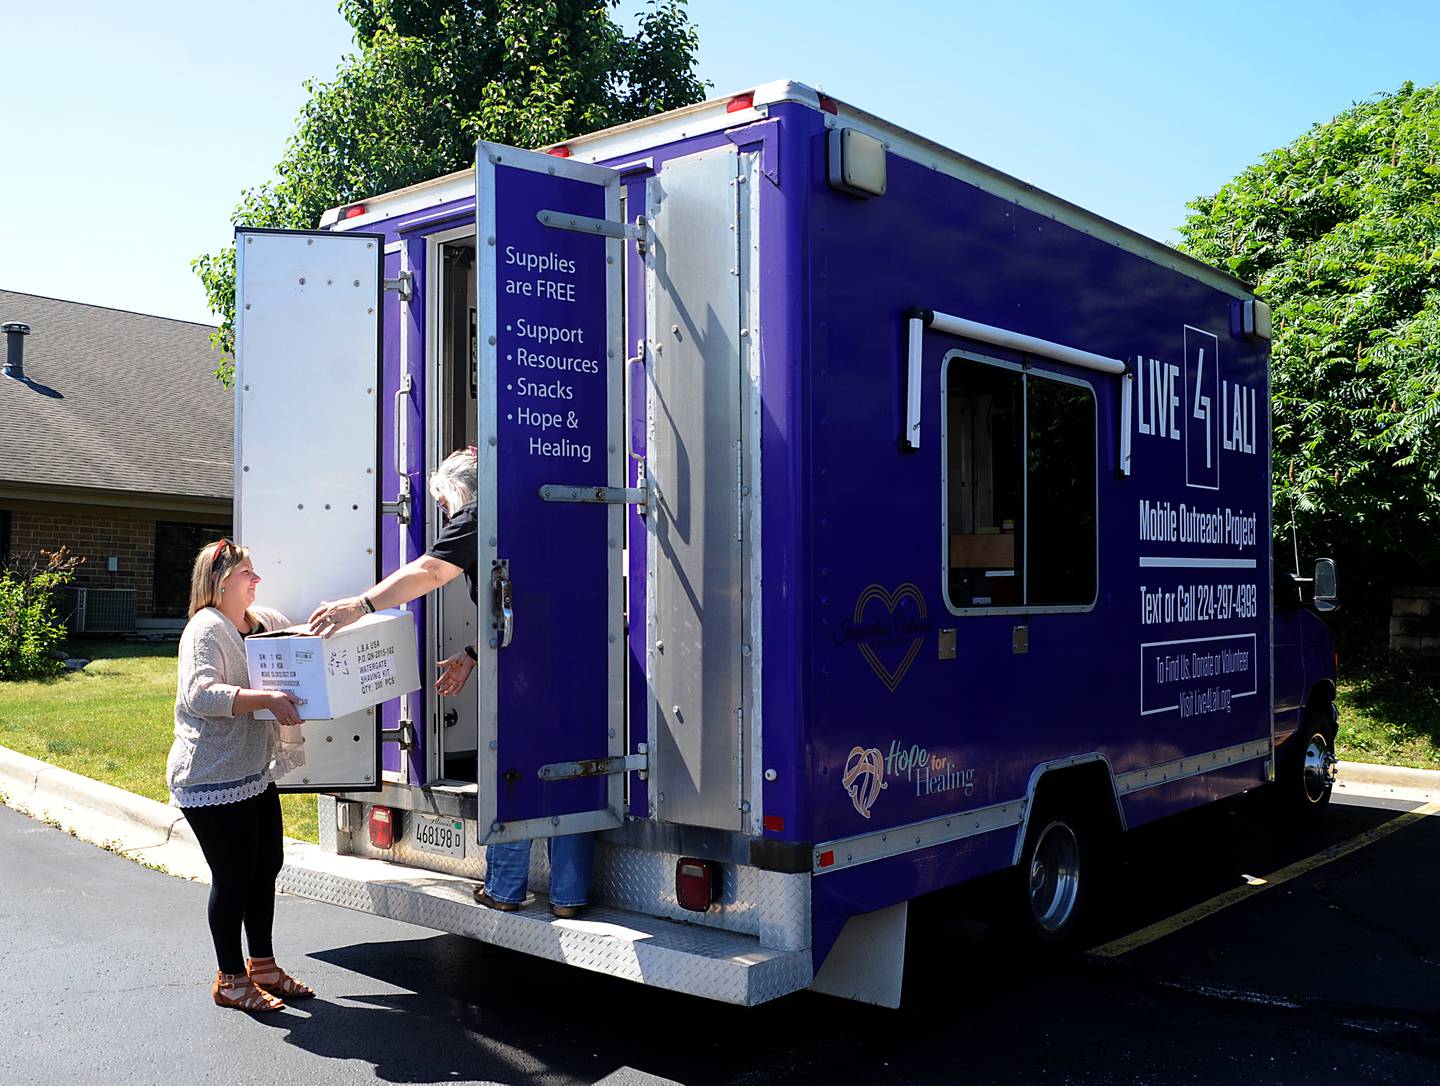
[
  {"xmin": 0, "ymin": 639, "xmax": 318, "ymax": 842},
  {"xmin": 1335, "ymin": 657, "xmax": 1440, "ymax": 770}
]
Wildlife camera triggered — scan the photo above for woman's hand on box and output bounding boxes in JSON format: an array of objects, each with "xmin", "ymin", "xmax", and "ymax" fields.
[
  {"xmin": 435, "ymin": 652, "xmax": 476, "ymax": 696},
  {"xmin": 267, "ymin": 691, "xmax": 305, "ymax": 727}
]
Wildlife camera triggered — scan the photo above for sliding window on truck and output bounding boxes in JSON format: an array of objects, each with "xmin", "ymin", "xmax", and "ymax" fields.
[{"xmin": 942, "ymin": 352, "xmax": 1097, "ymax": 613}]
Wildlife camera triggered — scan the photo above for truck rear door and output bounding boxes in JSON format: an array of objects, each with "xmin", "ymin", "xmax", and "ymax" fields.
[
  {"xmin": 473, "ymin": 142, "xmax": 626, "ymax": 843},
  {"xmin": 234, "ymin": 227, "xmax": 384, "ymax": 792}
]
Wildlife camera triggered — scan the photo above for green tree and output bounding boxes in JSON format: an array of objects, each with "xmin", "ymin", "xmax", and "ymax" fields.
[
  {"xmin": 196, "ymin": 0, "xmax": 705, "ymax": 384},
  {"xmin": 1178, "ymin": 81, "xmax": 1440, "ymax": 572}
]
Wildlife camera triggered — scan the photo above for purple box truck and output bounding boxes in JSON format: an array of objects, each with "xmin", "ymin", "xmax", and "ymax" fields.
[{"xmin": 233, "ymin": 81, "xmax": 1340, "ymax": 1007}]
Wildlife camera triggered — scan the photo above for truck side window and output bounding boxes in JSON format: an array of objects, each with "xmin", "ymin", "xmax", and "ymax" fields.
[
  {"xmin": 944, "ymin": 357, "xmax": 1096, "ymax": 611},
  {"xmin": 946, "ymin": 361, "xmax": 1023, "ymax": 607},
  {"xmin": 1026, "ymin": 377, "xmax": 1096, "ymax": 606}
]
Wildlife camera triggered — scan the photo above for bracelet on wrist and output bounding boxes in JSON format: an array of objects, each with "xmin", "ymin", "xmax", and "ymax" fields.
[
  {"xmin": 464, "ymin": 644, "xmax": 478, "ymax": 661},
  {"xmin": 360, "ymin": 595, "xmax": 376, "ymax": 614}
]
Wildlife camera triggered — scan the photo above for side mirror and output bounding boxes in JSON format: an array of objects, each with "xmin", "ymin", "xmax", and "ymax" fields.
[{"xmin": 1313, "ymin": 558, "xmax": 1338, "ymax": 612}]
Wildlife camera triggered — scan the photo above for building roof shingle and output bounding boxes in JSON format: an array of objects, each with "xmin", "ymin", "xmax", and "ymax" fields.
[{"xmin": 0, "ymin": 290, "xmax": 231, "ymax": 502}]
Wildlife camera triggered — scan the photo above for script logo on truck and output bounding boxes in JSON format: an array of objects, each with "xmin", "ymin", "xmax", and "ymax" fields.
[
  {"xmin": 842, "ymin": 746, "xmax": 887, "ymax": 819},
  {"xmin": 841, "ymin": 582, "xmax": 929, "ymax": 693}
]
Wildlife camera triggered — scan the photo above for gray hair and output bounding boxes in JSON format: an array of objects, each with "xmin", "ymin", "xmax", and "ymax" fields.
[{"xmin": 428, "ymin": 447, "xmax": 478, "ymax": 510}]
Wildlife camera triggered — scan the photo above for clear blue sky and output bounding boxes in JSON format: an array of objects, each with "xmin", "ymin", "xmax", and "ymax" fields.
[{"xmin": 3, "ymin": 1, "xmax": 1437, "ymax": 325}]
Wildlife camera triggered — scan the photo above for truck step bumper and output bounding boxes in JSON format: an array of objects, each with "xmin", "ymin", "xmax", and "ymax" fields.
[{"xmin": 278, "ymin": 842, "xmax": 813, "ymax": 1006}]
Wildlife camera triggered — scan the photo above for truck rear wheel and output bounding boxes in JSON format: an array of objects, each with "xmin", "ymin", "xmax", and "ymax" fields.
[
  {"xmin": 1016, "ymin": 807, "xmax": 1095, "ymax": 946},
  {"xmin": 1028, "ymin": 819, "xmax": 1083, "ymax": 937}
]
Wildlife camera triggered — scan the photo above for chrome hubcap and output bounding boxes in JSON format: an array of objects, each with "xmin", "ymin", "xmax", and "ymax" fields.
[
  {"xmin": 1028, "ymin": 821, "xmax": 1081, "ymax": 934},
  {"xmin": 1302, "ymin": 734, "xmax": 1338, "ymax": 804}
]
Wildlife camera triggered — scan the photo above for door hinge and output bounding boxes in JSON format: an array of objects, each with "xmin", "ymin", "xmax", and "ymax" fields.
[
  {"xmin": 381, "ymin": 475, "xmax": 412, "ymax": 522},
  {"xmin": 538, "ymin": 484, "xmax": 648, "ymax": 511},
  {"xmin": 536, "ymin": 209, "xmax": 648, "ymax": 254},
  {"xmin": 538, "ymin": 744, "xmax": 649, "ymax": 782},
  {"xmin": 381, "ymin": 719, "xmax": 416, "ymax": 750},
  {"xmin": 383, "ymin": 270, "xmax": 413, "ymax": 301}
]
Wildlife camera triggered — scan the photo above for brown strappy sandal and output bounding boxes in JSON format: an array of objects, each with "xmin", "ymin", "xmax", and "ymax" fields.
[
  {"xmin": 247, "ymin": 956, "xmax": 316, "ymax": 1000},
  {"xmin": 212, "ymin": 970, "xmax": 285, "ymax": 1012}
]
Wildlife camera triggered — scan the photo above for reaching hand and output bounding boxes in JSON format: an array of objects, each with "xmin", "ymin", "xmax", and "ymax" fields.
[
  {"xmin": 308, "ymin": 597, "xmax": 366, "ymax": 638},
  {"xmin": 436, "ymin": 651, "xmax": 477, "ymax": 697}
]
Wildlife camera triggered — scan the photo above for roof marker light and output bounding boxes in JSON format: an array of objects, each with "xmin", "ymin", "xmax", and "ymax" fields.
[
  {"xmin": 818, "ymin": 95, "xmax": 839, "ymax": 115},
  {"xmin": 726, "ymin": 92, "xmax": 754, "ymax": 113},
  {"xmin": 546, "ymin": 146, "xmax": 572, "ymax": 158},
  {"xmin": 341, "ymin": 203, "xmax": 368, "ymax": 220}
]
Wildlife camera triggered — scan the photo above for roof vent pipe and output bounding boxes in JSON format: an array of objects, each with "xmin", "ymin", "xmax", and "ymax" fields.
[{"xmin": 2, "ymin": 321, "xmax": 30, "ymax": 380}]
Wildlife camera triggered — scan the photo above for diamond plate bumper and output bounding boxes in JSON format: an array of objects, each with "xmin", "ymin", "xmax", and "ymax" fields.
[{"xmin": 278, "ymin": 842, "xmax": 813, "ymax": 1006}]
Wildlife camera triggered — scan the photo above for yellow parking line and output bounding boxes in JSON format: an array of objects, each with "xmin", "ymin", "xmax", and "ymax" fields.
[{"xmin": 1089, "ymin": 799, "xmax": 1440, "ymax": 959}]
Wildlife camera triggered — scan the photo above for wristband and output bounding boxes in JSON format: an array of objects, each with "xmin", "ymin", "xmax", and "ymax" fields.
[
  {"xmin": 464, "ymin": 644, "xmax": 478, "ymax": 661},
  {"xmin": 361, "ymin": 595, "xmax": 376, "ymax": 614}
]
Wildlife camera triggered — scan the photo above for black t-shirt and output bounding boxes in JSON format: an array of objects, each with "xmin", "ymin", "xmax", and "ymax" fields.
[{"xmin": 427, "ymin": 501, "xmax": 478, "ymax": 602}]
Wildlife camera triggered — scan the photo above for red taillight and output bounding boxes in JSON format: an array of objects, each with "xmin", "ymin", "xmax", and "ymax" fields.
[
  {"xmin": 368, "ymin": 805, "xmax": 394, "ymax": 849},
  {"xmin": 818, "ymin": 850, "xmax": 835, "ymax": 868},
  {"xmin": 675, "ymin": 857, "xmax": 721, "ymax": 911},
  {"xmin": 763, "ymin": 814, "xmax": 784, "ymax": 833},
  {"xmin": 341, "ymin": 203, "xmax": 368, "ymax": 220},
  {"xmin": 546, "ymin": 145, "xmax": 572, "ymax": 158},
  {"xmin": 726, "ymin": 92, "xmax": 754, "ymax": 113},
  {"xmin": 818, "ymin": 95, "xmax": 839, "ymax": 115}
]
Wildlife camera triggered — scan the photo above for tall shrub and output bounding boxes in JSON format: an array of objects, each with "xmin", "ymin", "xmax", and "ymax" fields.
[{"xmin": 0, "ymin": 549, "xmax": 82, "ymax": 681}]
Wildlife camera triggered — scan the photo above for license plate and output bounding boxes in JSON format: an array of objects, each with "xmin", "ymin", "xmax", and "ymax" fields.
[{"xmin": 413, "ymin": 814, "xmax": 466, "ymax": 859}]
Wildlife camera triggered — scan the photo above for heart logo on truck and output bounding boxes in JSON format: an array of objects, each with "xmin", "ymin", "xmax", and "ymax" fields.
[{"xmin": 843, "ymin": 583, "xmax": 929, "ymax": 693}]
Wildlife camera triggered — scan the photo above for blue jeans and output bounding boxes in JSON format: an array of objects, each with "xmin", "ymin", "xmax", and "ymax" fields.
[{"xmin": 484, "ymin": 833, "xmax": 595, "ymax": 908}]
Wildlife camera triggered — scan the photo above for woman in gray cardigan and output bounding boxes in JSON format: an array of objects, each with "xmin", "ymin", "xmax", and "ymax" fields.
[{"xmin": 166, "ymin": 539, "xmax": 311, "ymax": 1012}]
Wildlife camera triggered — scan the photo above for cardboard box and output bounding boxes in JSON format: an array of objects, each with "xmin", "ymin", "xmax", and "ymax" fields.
[
  {"xmin": 949, "ymin": 532, "xmax": 1016, "ymax": 569},
  {"xmin": 246, "ymin": 609, "xmax": 421, "ymax": 720}
]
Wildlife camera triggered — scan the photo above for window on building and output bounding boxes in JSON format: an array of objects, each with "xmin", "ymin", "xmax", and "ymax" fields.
[
  {"xmin": 0, "ymin": 510, "xmax": 10, "ymax": 567},
  {"xmin": 154, "ymin": 522, "xmax": 231, "ymax": 618},
  {"xmin": 944, "ymin": 356, "xmax": 1096, "ymax": 611}
]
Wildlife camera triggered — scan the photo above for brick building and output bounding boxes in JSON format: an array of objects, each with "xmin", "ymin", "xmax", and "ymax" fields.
[{"xmin": 1, "ymin": 289, "xmax": 232, "ymax": 632}]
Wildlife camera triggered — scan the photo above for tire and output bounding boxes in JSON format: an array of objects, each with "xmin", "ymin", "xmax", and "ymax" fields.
[
  {"xmin": 1275, "ymin": 712, "xmax": 1338, "ymax": 820},
  {"xmin": 1016, "ymin": 807, "xmax": 1092, "ymax": 947}
]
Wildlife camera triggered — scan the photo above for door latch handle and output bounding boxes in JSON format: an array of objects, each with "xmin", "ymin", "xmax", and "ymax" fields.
[{"xmin": 491, "ymin": 559, "xmax": 513, "ymax": 649}]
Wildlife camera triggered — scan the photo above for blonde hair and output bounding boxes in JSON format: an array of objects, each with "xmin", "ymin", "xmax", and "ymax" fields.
[
  {"xmin": 428, "ymin": 447, "xmax": 478, "ymax": 511},
  {"xmin": 188, "ymin": 540, "xmax": 254, "ymax": 620}
]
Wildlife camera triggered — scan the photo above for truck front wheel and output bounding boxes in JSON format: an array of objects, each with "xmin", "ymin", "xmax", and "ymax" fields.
[{"xmin": 1276, "ymin": 709, "xmax": 1338, "ymax": 819}]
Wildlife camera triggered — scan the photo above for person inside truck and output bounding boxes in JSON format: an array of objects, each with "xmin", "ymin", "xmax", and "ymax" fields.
[
  {"xmin": 306, "ymin": 446, "xmax": 595, "ymax": 918},
  {"xmin": 167, "ymin": 539, "xmax": 315, "ymax": 1012}
]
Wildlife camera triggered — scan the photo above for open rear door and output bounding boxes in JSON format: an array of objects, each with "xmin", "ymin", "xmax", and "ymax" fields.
[
  {"xmin": 474, "ymin": 142, "xmax": 626, "ymax": 843},
  {"xmin": 234, "ymin": 228, "xmax": 384, "ymax": 792}
]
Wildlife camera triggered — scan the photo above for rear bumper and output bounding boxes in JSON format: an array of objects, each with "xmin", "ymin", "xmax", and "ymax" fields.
[{"xmin": 278, "ymin": 841, "xmax": 813, "ymax": 1006}]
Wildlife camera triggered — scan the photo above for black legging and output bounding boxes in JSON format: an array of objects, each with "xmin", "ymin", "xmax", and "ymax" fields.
[{"xmin": 180, "ymin": 784, "xmax": 284, "ymax": 975}]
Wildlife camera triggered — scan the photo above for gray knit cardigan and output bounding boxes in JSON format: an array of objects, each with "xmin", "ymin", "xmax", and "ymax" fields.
[{"xmin": 166, "ymin": 605, "xmax": 291, "ymax": 808}]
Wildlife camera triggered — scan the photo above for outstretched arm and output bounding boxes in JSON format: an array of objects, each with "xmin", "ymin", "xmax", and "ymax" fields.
[{"xmin": 308, "ymin": 554, "xmax": 464, "ymax": 636}]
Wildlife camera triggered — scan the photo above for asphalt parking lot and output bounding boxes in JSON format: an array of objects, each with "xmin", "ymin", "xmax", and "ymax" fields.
[{"xmin": 4, "ymin": 789, "xmax": 1437, "ymax": 1085}]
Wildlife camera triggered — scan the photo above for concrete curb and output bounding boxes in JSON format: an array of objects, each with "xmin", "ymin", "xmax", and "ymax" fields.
[
  {"xmin": 1336, "ymin": 759, "xmax": 1440, "ymax": 802},
  {"xmin": 3, "ymin": 744, "xmax": 1436, "ymax": 883},
  {"xmin": 0, "ymin": 745, "xmax": 210, "ymax": 880},
  {"xmin": 0, "ymin": 744, "xmax": 314, "ymax": 882}
]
